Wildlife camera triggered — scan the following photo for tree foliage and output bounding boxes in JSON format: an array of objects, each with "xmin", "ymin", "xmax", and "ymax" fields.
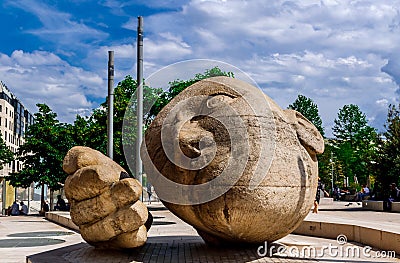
[
  {"xmin": 332, "ymin": 104, "xmax": 378, "ymax": 187},
  {"xmin": 94, "ymin": 67, "xmax": 233, "ymax": 174},
  {"xmin": 0, "ymin": 136, "xmax": 14, "ymax": 170},
  {"xmin": 8, "ymin": 104, "xmax": 72, "ymax": 190},
  {"xmin": 287, "ymin": 94, "xmax": 331, "ymax": 189},
  {"xmin": 150, "ymin": 67, "xmax": 234, "ymax": 116},
  {"xmin": 288, "ymin": 94, "xmax": 324, "ymax": 136},
  {"xmin": 376, "ymin": 103, "xmax": 400, "ymax": 194},
  {"xmin": 86, "ymin": 75, "xmax": 163, "ymax": 172},
  {"xmin": 8, "ymin": 67, "xmax": 235, "ymax": 192}
]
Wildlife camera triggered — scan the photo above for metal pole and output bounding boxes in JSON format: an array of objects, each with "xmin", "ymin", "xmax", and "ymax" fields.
[
  {"xmin": 136, "ymin": 16, "xmax": 144, "ymax": 197},
  {"xmin": 107, "ymin": 51, "xmax": 114, "ymax": 159},
  {"xmin": 27, "ymin": 184, "xmax": 30, "ymax": 214},
  {"xmin": 331, "ymin": 152, "xmax": 334, "ymax": 193}
]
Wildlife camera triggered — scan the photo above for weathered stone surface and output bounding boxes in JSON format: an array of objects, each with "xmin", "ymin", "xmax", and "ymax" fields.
[
  {"xmin": 80, "ymin": 202, "xmax": 148, "ymax": 242},
  {"xmin": 89, "ymin": 226, "xmax": 147, "ymax": 249},
  {"xmin": 111, "ymin": 178, "xmax": 142, "ymax": 206},
  {"xmin": 63, "ymin": 146, "xmax": 125, "ymax": 175},
  {"xmin": 69, "ymin": 178, "xmax": 142, "ymax": 226},
  {"xmin": 64, "ymin": 165, "xmax": 119, "ymax": 201},
  {"xmin": 142, "ymin": 76, "xmax": 324, "ymax": 244},
  {"xmin": 63, "ymin": 146, "xmax": 149, "ymax": 249},
  {"xmin": 70, "ymin": 190, "xmax": 115, "ymax": 226}
]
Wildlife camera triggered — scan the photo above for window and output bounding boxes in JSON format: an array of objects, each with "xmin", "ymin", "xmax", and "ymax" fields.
[
  {"xmin": 5, "ymin": 119, "xmax": 6, "ymax": 128},
  {"xmin": 5, "ymin": 107, "xmax": 7, "ymax": 114},
  {"xmin": 0, "ymin": 105, "xmax": 2, "ymax": 112}
]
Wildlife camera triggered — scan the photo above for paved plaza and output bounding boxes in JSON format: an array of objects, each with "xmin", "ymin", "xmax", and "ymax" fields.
[{"xmin": 0, "ymin": 202, "xmax": 399, "ymax": 263}]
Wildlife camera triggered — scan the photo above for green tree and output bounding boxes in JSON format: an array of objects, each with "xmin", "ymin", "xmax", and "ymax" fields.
[
  {"xmin": 376, "ymin": 103, "xmax": 400, "ymax": 195},
  {"xmin": 69, "ymin": 115, "xmax": 92, "ymax": 147},
  {"xmin": 151, "ymin": 67, "xmax": 234, "ymax": 116},
  {"xmin": 0, "ymin": 136, "xmax": 14, "ymax": 169},
  {"xmin": 288, "ymin": 94, "xmax": 329, "ymax": 189},
  {"xmin": 88, "ymin": 75, "xmax": 163, "ymax": 172},
  {"xmin": 8, "ymin": 104, "xmax": 73, "ymax": 210},
  {"xmin": 85, "ymin": 67, "xmax": 233, "ymax": 174},
  {"xmin": 288, "ymin": 94, "xmax": 324, "ymax": 136},
  {"xmin": 317, "ymin": 140, "xmax": 345, "ymax": 193},
  {"xmin": 332, "ymin": 104, "xmax": 378, "ymax": 187}
]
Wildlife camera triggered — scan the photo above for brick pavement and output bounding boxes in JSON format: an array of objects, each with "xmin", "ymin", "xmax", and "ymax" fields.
[{"xmin": 0, "ymin": 202, "xmax": 399, "ymax": 262}]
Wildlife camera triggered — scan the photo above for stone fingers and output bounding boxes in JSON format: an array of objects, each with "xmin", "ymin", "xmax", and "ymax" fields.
[
  {"xmin": 80, "ymin": 201, "xmax": 148, "ymax": 242},
  {"xmin": 62, "ymin": 146, "xmax": 149, "ymax": 249}
]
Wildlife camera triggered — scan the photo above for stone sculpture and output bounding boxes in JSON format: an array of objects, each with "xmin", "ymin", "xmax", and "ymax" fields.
[
  {"xmin": 63, "ymin": 146, "xmax": 150, "ymax": 249},
  {"xmin": 142, "ymin": 76, "xmax": 324, "ymax": 245}
]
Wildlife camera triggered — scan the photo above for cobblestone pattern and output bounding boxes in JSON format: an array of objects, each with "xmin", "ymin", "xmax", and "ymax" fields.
[{"xmin": 61, "ymin": 241, "xmax": 320, "ymax": 263}]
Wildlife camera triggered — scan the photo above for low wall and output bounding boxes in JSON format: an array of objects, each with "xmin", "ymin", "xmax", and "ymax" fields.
[
  {"xmin": 391, "ymin": 202, "xmax": 400, "ymax": 212},
  {"xmin": 45, "ymin": 211, "xmax": 79, "ymax": 231},
  {"xmin": 294, "ymin": 220, "xmax": 400, "ymax": 255},
  {"xmin": 362, "ymin": 200, "xmax": 384, "ymax": 211}
]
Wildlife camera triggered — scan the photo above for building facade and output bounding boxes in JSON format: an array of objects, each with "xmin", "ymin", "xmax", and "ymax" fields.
[{"xmin": 0, "ymin": 81, "xmax": 34, "ymax": 213}]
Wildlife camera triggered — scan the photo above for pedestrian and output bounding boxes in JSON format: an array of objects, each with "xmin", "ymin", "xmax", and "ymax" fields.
[
  {"xmin": 389, "ymin": 183, "xmax": 399, "ymax": 202},
  {"xmin": 147, "ymin": 183, "xmax": 153, "ymax": 204},
  {"xmin": 54, "ymin": 195, "xmax": 68, "ymax": 211},
  {"xmin": 43, "ymin": 200, "xmax": 50, "ymax": 212},
  {"xmin": 356, "ymin": 185, "xmax": 370, "ymax": 202},
  {"xmin": 386, "ymin": 183, "xmax": 399, "ymax": 211},
  {"xmin": 313, "ymin": 177, "xmax": 329, "ymax": 213},
  {"xmin": 20, "ymin": 201, "xmax": 28, "ymax": 215},
  {"xmin": 10, "ymin": 201, "xmax": 20, "ymax": 216}
]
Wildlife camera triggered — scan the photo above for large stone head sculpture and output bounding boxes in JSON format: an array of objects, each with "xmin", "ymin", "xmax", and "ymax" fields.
[{"xmin": 142, "ymin": 76, "xmax": 324, "ymax": 245}]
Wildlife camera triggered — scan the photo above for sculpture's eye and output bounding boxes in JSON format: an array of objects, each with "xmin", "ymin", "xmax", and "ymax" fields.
[{"xmin": 206, "ymin": 94, "xmax": 235, "ymax": 109}]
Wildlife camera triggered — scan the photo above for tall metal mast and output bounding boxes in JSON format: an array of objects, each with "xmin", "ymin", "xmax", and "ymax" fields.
[
  {"xmin": 136, "ymin": 16, "xmax": 144, "ymax": 194},
  {"xmin": 107, "ymin": 50, "xmax": 114, "ymax": 159}
]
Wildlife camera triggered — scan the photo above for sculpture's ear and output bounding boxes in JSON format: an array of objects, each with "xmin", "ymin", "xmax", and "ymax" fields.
[{"xmin": 284, "ymin": 109, "xmax": 324, "ymax": 155}]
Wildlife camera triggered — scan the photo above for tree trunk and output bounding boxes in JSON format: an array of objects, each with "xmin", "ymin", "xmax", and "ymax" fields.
[
  {"xmin": 40, "ymin": 183, "xmax": 45, "ymax": 215},
  {"xmin": 49, "ymin": 190, "xmax": 54, "ymax": 211}
]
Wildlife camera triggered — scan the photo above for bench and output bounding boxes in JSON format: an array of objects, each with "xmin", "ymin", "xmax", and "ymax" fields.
[
  {"xmin": 319, "ymin": 197, "xmax": 333, "ymax": 205},
  {"xmin": 341, "ymin": 194, "xmax": 355, "ymax": 201},
  {"xmin": 391, "ymin": 202, "xmax": 400, "ymax": 212},
  {"xmin": 362, "ymin": 200, "xmax": 384, "ymax": 211}
]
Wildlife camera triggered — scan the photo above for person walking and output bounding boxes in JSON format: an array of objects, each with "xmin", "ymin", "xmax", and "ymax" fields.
[{"xmin": 313, "ymin": 178, "xmax": 329, "ymax": 213}]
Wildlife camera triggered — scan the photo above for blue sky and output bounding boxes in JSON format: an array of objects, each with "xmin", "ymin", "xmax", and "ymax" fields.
[{"xmin": 0, "ymin": 0, "xmax": 399, "ymax": 137}]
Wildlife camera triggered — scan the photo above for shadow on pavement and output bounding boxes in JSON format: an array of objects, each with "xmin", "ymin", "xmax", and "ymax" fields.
[
  {"xmin": 0, "ymin": 238, "xmax": 66, "ymax": 248},
  {"xmin": 148, "ymin": 206, "xmax": 168, "ymax": 211},
  {"xmin": 26, "ymin": 239, "xmax": 323, "ymax": 263},
  {"xmin": 8, "ymin": 231, "xmax": 75, "ymax": 237}
]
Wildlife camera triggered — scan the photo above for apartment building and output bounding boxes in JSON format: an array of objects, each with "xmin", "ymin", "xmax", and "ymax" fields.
[{"xmin": 0, "ymin": 81, "xmax": 34, "ymax": 213}]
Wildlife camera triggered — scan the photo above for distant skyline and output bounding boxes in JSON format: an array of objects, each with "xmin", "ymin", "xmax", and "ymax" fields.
[{"xmin": 0, "ymin": 0, "xmax": 399, "ymax": 137}]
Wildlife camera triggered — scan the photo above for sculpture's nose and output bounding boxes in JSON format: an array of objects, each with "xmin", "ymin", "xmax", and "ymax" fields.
[{"xmin": 179, "ymin": 119, "xmax": 215, "ymax": 160}]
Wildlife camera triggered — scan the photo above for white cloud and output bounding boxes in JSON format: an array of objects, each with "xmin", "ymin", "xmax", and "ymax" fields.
[
  {"xmin": 144, "ymin": 35, "xmax": 192, "ymax": 61},
  {"xmin": 135, "ymin": 0, "xmax": 400, "ymax": 136},
  {"xmin": 2, "ymin": 0, "xmax": 399, "ymax": 136},
  {"xmin": 0, "ymin": 50, "xmax": 103, "ymax": 123}
]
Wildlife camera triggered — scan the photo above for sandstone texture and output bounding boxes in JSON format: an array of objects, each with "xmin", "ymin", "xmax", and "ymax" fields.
[
  {"xmin": 63, "ymin": 146, "xmax": 149, "ymax": 249},
  {"xmin": 142, "ymin": 76, "xmax": 324, "ymax": 245}
]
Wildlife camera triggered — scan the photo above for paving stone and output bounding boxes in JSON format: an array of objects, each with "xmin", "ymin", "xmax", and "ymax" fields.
[{"xmin": 1, "ymin": 202, "xmax": 399, "ymax": 262}]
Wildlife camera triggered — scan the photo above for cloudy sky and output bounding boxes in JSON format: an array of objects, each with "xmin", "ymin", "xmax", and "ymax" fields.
[{"xmin": 0, "ymin": 0, "xmax": 399, "ymax": 137}]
